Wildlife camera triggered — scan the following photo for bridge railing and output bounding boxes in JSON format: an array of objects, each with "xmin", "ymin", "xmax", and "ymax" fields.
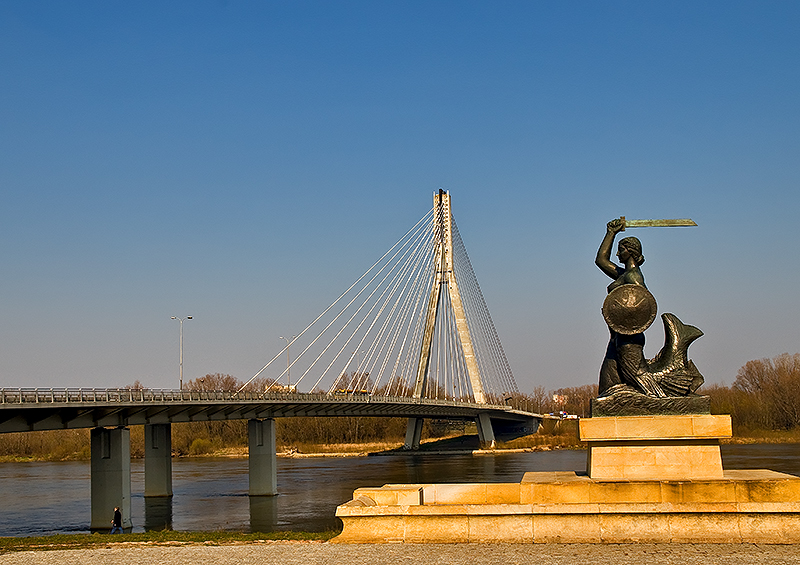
[{"xmin": 0, "ymin": 388, "xmax": 511, "ymax": 409}]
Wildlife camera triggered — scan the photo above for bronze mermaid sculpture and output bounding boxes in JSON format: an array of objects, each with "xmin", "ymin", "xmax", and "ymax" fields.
[{"xmin": 595, "ymin": 218, "xmax": 704, "ymax": 399}]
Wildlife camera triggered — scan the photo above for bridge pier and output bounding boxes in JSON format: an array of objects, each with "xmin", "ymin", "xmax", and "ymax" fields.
[
  {"xmin": 90, "ymin": 427, "xmax": 131, "ymax": 531},
  {"xmin": 144, "ymin": 423, "xmax": 172, "ymax": 497},
  {"xmin": 476, "ymin": 413, "xmax": 496, "ymax": 449},
  {"xmin": 404, "ymin": 417, "xmax": 423, "ymax": 450},
  {"xmin": 248, "ymin": 418, "xmax": 277, "ymax": 496}
]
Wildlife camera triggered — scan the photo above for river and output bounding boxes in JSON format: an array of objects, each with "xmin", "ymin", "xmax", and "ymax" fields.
[{"xmin": 0, "ymin": 444, "xmax": 798, "ymax": 537}]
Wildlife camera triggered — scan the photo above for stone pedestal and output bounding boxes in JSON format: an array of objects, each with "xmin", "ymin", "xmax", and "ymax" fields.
[
  {"xmin": 579, "ymin": 415, "xmax": 731, "ymax": 480},
  {"xmin": 333, "ymin": 470, "xmax": 800, "ymax": 543},
  {"xmin": 333, "ymin": 413, "xmax": 800, "ymax": 544}
]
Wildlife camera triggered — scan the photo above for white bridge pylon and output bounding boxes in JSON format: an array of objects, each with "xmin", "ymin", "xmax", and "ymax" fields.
[
  {"xmin": 241, "ymin": 191, "xmax": 519, "ymax": 406},
  {"xmin": 415, "ymin": 190, "xmax": 485, "ymax": 403}
]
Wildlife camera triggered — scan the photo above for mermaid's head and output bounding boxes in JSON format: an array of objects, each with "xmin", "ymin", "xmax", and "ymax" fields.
[{"xmin": 618, "ymin": 236, "xmax": 644, "ymax": 266}]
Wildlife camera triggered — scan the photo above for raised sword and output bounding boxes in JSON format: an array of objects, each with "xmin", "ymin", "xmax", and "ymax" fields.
[{"xmin": 619, "ymin": 216, "xmax": 697, "ymax": 231}]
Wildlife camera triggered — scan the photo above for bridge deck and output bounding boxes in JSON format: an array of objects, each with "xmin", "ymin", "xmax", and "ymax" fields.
[{"xmin": 0, "ymin": 389, "xmax": 543, "ymax": 433}]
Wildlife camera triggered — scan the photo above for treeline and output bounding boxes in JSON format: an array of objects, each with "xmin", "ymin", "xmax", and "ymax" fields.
[
  {"xmin": 0, "ymin": 429, "xmax": 91, "ymax": 461},
  {"xmin": 705, "ymin": 353, "xmax": 800, "ymax": 433},
  {"xmin": 507, "ymin": 384, "xmax": 598, "ymax": 417}
]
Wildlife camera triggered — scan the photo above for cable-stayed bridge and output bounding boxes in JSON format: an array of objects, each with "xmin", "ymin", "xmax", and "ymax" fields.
[
  {"xmin": 244, "ymin": 189, "xmax": 519, "ymax": 407},
  {"xmin": 0, "ymin": 191, "xmax": 544, "ymax": 531}
]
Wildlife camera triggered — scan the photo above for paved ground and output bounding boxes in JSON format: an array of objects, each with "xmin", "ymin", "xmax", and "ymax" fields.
[{"xmin": 1, "ymin": 542, "xmax": 799, "ymax": 565}]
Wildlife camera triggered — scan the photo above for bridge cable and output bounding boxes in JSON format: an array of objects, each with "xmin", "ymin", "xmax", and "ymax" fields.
[
  {"xmin": 287, "ymin": 211, "xmax": 434, "ymax": 391},
  {"xmin": 350, "ymin": 230, "xmax": 435, "ymax": 392},
  {"xmin": 238, "ymin": 209, "xmax": 434, "ymax": 393},
  {"xmin": 317, "ymin": 220, "xmax": 437, "ymax": 393}
]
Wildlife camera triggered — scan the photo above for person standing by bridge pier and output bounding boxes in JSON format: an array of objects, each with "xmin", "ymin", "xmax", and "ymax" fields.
[{"xmin": 110, "ymin": 506, "xmax": 122, "ymax": 534}]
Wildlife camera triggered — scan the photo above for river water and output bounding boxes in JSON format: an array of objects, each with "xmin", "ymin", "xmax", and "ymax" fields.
[{"xmin": 0, "ymin": 445, "xmax": 798, "ymax": 537}]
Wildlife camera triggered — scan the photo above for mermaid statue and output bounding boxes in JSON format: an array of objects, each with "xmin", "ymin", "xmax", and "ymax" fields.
[{"xmin": 594, "ymin": 218, "xmax": 706, "ymax": 414}]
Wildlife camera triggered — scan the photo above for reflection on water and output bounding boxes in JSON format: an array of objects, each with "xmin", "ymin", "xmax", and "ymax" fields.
[
  {"xmin": 144, "ymin": 497, "xmax": 172, "ymax": 531},
  {"xmin": 0, "ymin": 445, "xmax": 796, "ymax": 536},
  {"xmin": 720, "ymin": 443, "xmax": 800, "ymax": 475},
  {"xmin": 249, "ymin": 496, "xmax": 279, "ymax": 533}
]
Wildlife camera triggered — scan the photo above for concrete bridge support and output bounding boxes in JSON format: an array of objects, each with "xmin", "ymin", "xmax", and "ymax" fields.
[
  {"xmin": 248, "ymin": 418, "xmax": 277, "ymax": 496},
  {"xmin": 144, "ymin": 423, "xmax": 172, "ymax": 497},
  {"xmin": 476, "ymin": 413, "xmax": 496, "ymax": 449},
  {"xmin": 404, "ymin": 417, "xmax": 424, "ymax": 450},
  {"xmin": 90, "ymin": 427, "xmax": 131, "ymax": 531}
]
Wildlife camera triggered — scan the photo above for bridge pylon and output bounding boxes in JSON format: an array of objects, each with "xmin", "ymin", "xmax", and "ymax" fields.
[
  {"xmin": 406, "ymin": 190, "xmax": 494, "ymax": 449},
  {"xmin": 412, "ymin": 190, "xmax": 486, "ymax": 404}
]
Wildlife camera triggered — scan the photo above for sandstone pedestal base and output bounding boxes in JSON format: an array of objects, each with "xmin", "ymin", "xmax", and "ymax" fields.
[
  {"xmin": 333, "ymin": 470, "xmax": 800, "ymax": 544},
  {"xmin": 334, "ymin": 414, "xmax": 798, "ymax": 543},
  {"xmin": 580, "ymin": 414, "xmax": 732, "ymax": 480}
]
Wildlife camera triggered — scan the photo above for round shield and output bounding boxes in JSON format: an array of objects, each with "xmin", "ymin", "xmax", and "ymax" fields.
[{"xmin": 602, "ymin": 284, "xmax": 657, "ymax": 335}]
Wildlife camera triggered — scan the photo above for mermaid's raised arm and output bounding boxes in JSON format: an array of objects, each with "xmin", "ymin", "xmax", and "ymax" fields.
[{"xmin": 595, "ymin": 219, "xmax": 624, "ymax": 279}]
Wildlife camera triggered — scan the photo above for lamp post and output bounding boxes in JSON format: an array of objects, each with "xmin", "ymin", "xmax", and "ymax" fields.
[
  {"xmin": 171, "ymin": 316, "xmax": 192, "ymax": 390},
  {"xmin": 279, "ymin": 335, "xmax": 295, "ymax": 391}
]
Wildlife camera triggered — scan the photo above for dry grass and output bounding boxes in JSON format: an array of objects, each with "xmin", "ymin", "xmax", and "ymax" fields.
[
  {"xmin": 722, "ymin": 427, "xmax": 800, "ymax": 444},
  {"xmin": 279, "ymin": 441, "xmax": 404, "ymax": 454},
  {"xmin": 498, "ymin": 433, "xmax": 582, "ymax": 450},
  {"xmin": 182, "ymin": 441, "xmax": 417, "ymax": 457},
  {"xmin": 199, "ymin": 446, "xmax": 248, "ymax": 457},
  {"xmin": 0, "ymin": 531, "xmax": 338, "ymax": 554}
]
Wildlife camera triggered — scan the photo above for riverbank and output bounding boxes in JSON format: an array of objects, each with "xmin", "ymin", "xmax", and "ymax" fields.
[
  {"xmin": 2, "ymin": 541, "xmax": 799, "ymax": 564},
  {"xmin": 0, "ymin": 531, "xmax": 336, "ymax": 554},
  {"xmin": 721, "ymin": 428, "xmax": 800, "ymax": 444},
  {"xmin": 1, "ymin": 429, "xmax": 798, "ymax": 463}
]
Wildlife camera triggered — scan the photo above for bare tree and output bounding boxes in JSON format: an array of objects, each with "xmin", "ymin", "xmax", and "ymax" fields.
[{"xmin": 734, "ymin": 353, "xmax": 800, "ymax": 430}]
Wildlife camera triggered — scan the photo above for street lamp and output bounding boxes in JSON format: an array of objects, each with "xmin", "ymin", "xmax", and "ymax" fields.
[
  {"xmin": 279, "ymin": 335, "xmax": 295, "ymax": 391},
  {"xmin": 171, "ymin": 316, "xmax": 193, "ymax": 390}
]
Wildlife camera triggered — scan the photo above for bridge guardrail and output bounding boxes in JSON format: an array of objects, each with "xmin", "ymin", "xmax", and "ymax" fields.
[{"xmin": 0, "ymin": 388, "xmax": 515, "ymax": 411}]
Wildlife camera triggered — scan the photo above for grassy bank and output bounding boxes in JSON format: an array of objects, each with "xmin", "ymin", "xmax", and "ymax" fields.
[
  {"xmin": 722, "ymin": 427, "xmax": 800, "ymax": 444},
  {"xmin": 0, "ymin": 530, "xmax": 338, "ymax": 554},
  {"xmin": 2, "ymin": 426, "xmax": 799, "ymax": 463}
]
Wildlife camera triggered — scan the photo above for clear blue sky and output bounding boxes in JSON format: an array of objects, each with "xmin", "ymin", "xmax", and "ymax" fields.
[{"xmin": 1, "ymin": 1, "xmax": 798, "ymax": 393}]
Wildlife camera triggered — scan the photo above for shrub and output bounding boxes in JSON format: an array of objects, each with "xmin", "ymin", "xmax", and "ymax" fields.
[{"xmin": 188, "ymin": 438, "xmax": 214, "ymax": 455}]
